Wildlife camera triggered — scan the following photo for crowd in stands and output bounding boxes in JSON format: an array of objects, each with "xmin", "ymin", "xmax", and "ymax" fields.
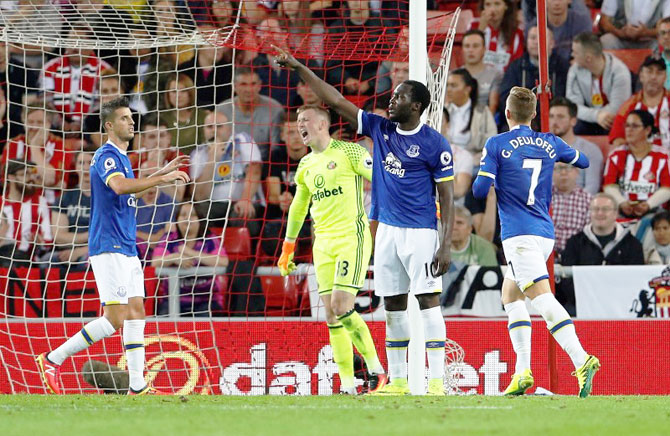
[{"xmin": 2, "ymin": 0, "xmax": 670, "ymax": 315}]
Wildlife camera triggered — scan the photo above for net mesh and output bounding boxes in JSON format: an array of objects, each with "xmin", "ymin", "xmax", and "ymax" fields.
[{"xmin": 0, "ymin": 0, "xmax": 466, "ymax": 395}]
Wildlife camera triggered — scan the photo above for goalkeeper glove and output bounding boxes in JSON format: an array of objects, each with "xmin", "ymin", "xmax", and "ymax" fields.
[{"xmin": 278, "ymin": 240, "xmax": 296, "ymax": 276}]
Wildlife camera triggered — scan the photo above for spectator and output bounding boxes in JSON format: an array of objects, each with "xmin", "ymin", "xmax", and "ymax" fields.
[
  {"xmin": 41, "ymin": 22, "xmax": 112, "ymax": 131},
  {"xmin": 599, "ymin": 0, "xmax": 667, "ymax": 50},
  {"xmin": 440, "ymin": 108, "xmax": 473, "ymax": 202},
  {"xmin": 47, "ymin": 151, "xmax": 92, "ymax": 270},
  {"xmin": 136, "ymin": 116, "xmax": 186, "ymax": 202},
  {"xmin": 523, "ymin": 0, "xmax": 591, "ymax": 62},
  {"xmin": 124, "ymin": 28, "xmax": 169, "ymax": 115},
  {"xmin": 552, "ymin": 161, "xmax": 593, "ymax": 257},
  {"xmin": 634, "ymin": 210, "xmax": 670, "ymax": 264},
  {"xmin": 216, "ymin": 67, "xmax": 284, "ymax": 160},
  {"xmin": 159, "ymin": 73, "xmax": 208, "ymax": 155},
  {"xmin": 191, "ymin": 110, "xmax": 265, "ymax": 236},
  {"xmin": 567, "ymin": 32, "xmax": 632, "ymax": 135},
  {"xmin": 450, "ymin": 205, "xmax": 498, "ymax": 266},
  {"xmin": 559, "ymin": 193, "xmax": 646, "ymax": 314},
  {"xmin": 277, "ymin": 0, "xmax": 325, "ymax": 60},
  {"xmin": 262, "ymin": 115, "xmax": 312, "ymax": 258},
  {"xmin": 603, "ymin": 110, "xmax": 670, "ymax": 218},
  {"xmin": 521, "ymin": 0, "xmax": 590, "ymax": 31},
  {"xmin": 549, "ymin": 97, "xmax": 604, "ymax": 194},
  {"xmin": 292, "ymin": 78, "xmax": 325, "ymax": 107},
  {"xmin": 609, "ymin": 56, "xmax": 670, "ymax": 150},
  {"xmin": 653, "ymin": 17, "xmax": 670, "ymax": 90},
  {"xmin": 326, "ymin": 0, "xmax": 387, "ymax": 95},
  {"xmin": 135, "ymin": 186, "xmax": 176, "ymax": 262},
  {"xmin": 152, "ymin": 202, "xmax": 229, "ymax": 315},
  {"xmin": 649, "ymin": 210, "xmax": 670, "ymax": 263},
  {"xmin": 472, "ymin": 0, "xmax": 524, "ymax": 72},
  {"xmin": 251, "ymin": 19, "xmax": 301, "ymax": 108},
  {"xmin": 208, "ymin": 0, "xmax": 235, "ymax": 27},
  {"xmin": 0, "ymin": 41, "xmax": 39, "ymax": 138},
  {"xmin": 460, "ymin": 29, "xmax": 502, "ymax": 114},
  {"xmin": 179, "ymin": 42, "xmax": 232, "ymax": 108},
  {"xmin": 499, "ymin": 26, "xmax": 568, "ymax": 130},
  {"xmin": 376, "ymin": 61, "xmax": 409, "ymax": 102},
  {"xmin": 2, "ymin": 104, "xmax": 71, "ymax": 205},
  {"xmin": 0, "ymin": 160, "xmax": 53, "ymax": 266},
  {"xmin": 5, "ymin": 0, "xmax": 62, "ymax": 60},
  {"xmin": 445, "ymin": 68, "xmax": 497, "ymax": 156}
]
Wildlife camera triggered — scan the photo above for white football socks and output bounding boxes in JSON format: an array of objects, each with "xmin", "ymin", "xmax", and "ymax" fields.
[
  {"xmin": 504, "ymin": 300, "xmax": 532, "ymax": 374},
  {"xmin": 123, "ymin": 319, "xmax": 147, "ymax": 391},
  {"xmin": 385, "ymin": 309, "xmax": 410, "ymax": 382},
  {"xmin": 48, "ymin": 316, "xmax": 116, "ymax": 365},
  {"xmin": 531, "ymin": 293, "xmax": 587, "ymax": 369},
  {"xmin": 421, "ymin": 306, "xmax": 446, "ymax": 380}
]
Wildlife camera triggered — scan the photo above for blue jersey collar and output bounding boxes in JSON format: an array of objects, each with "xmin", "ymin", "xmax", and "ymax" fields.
[{"xmin": 510, "ymin": 124, "xmax": 532, "ymax": 131}]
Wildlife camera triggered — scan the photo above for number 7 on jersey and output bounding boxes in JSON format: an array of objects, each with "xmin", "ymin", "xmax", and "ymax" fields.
[{"xmin": 522, "ymin": 158, "xmax": 542, "ymax": 206}]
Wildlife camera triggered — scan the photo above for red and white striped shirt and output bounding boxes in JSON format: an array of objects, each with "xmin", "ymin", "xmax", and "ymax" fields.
[
  {"xmin": 1, "ymin": 195, "xmax": 53, "ymax": 253},
  {"xmin": 469, "ymin": 19, "xmax": 524, "ymax": 71},
  {"xmin": 552, "ymin": 186, "xmax": 593, "ymax": 253},
  {"xmin": 608, "ymin": 91, "xmax": 670, "ymax": 149},
  {"xmin": 603, "ymin": 144, "xmax": 670, "ymax": 201}
]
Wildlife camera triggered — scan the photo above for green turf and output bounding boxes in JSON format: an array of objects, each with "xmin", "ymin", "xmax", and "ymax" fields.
[{"xmin": 0, "ymin": 395, "xmax": 668, "ymax": 436}]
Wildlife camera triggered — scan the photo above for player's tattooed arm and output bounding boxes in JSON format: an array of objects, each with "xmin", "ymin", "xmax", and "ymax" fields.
[
  {"xmin": 433, "ymin": 180, "xmax": 454, "ymax": 277},
  {"xmin": 273, "ymin": 45, "xmax": 359, "ymax": 130}
]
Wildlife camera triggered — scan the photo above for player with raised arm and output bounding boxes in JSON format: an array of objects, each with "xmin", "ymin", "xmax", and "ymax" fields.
[
  {"xmin": 472, "ymin": 87, "xmax": 600, "ymax": 398},
  {"xmin": 275, "ymin": 46, "xmax": 455, "ymax": 396},
  {"xmin": 277, "ymin": 105, "xmax": 388, "ymax": 395},
  {"xmin": 36, "ymin": 97, "xmax": 189, "ymax": 395}
]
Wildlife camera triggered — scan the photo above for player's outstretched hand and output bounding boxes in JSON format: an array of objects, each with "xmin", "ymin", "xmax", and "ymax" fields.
[
  {"xmin": 161, "ymin": 170, "xmax": 190, "ymax": 185},
  {"xmin": 161, "ymin": 155, "xmax": 190, "ymax": 175},
  {"xmin": 431, "ymin": 245, "xmax": 451, "ymax": 277},
  {"xmin": 272, "ymin": 45, "xmax": 300, "ymax": 70},
  {"xmin": 278, "ymin": 240, "xmax": 296, "ymax": 276}
]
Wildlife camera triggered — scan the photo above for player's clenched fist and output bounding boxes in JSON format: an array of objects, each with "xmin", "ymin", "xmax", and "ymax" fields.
[
  {"xmin": 272, "ymin": 45, "xmax": 300, "ymax": 70},
  {"xmin": 277, "ymin": 240, "xmax": 296, "ymax": 276}
]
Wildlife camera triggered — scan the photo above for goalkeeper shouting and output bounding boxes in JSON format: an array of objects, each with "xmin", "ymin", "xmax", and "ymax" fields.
[{"xmin": 278, "ymin": 105, "xmax": 388, "ymax": 394}]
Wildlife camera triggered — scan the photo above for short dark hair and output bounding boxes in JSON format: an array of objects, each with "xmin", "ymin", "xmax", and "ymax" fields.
[
  {"xmin": 652, "ymin": 210, "xmax": 670, "ymax": 229},
  {"xmin": 574, "ymin": 32, "xmax": 603, "ymax": 56},
  {"xmin": 234, "ymin": 66, "xmax": 259, "ymax": 81},
  {"xmin": 6, "ymin": 160, "xmax": 35, "ymax": 176},
  {"xmin": 100, "ymin": 97, "xmax": 131, "ymax": 129},
  {"xmin": 403, "ymin": 80, "xmax": 431, "ymax": 115},
  {"xmin": 550, "ymin": 96, "xmax": 578, "ymax": 118},
  {"xmin": 462, "ymin": 29, "xmax": 486, "ymax": 45},
  {"xmin": 629, "ymin": 109, "xmax": 656, "ymax": 130},
  {"xmin": 140, "ymin": 112, "xmax": 168, "ymax": 131}
]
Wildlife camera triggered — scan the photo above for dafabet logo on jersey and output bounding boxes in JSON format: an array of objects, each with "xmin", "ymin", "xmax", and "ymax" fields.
[{"xmin": 312, "ymin": 173, "xmax": 344, "ymax": 202}]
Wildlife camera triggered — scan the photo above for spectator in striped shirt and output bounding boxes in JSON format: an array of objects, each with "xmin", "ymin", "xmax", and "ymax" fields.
[
  {"xmin": 552, "ymin": 161, "xmax": 592, "ymax": 258},
  {"xmin": 609, "ymin": 56, "xmax": 670, "ymax": 150},
  {"xmin": 472, "ymin": 0, "xmax": 524, "ymax": 72},
  {"xmin": 603, "ymin": 109, "xmax": 670, "ymax": 218},
  {"xmin": 0, "ymin": 160, "xmax": 53, "ymax": 266}
]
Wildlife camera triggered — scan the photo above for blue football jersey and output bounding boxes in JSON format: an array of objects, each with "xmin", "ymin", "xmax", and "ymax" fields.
[
  {"xmin": 357, "ymin": 110, "xmax": 454, "ymax": 229},
  {"xmin": 477, "ymin": 125, "xmax": 585, "ymax": 241},
  {"xmin": 89, "ymin": 142, "xmax": 138, "ymax": 257}
]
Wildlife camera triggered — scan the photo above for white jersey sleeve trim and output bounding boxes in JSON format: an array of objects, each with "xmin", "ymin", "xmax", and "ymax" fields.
[
  {"xmin": 357, "ymin": 109, "xmax": 364, "ymax": 135},
  {"xmin": 569, "ymin": 150, "xmax": 580, "ymax": 165}
]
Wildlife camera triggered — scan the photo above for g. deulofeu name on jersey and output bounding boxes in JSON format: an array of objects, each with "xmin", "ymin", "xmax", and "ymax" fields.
[
  {"xmin": 312, "ymin": 186, "xmax": 344, "ymax": 202},
  {"xmin": 502, "ymin": 136, "xmax": 557, "ymax": 159}
]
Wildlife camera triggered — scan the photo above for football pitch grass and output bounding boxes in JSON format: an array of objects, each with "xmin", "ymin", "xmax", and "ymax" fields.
[{"xmin": 1, "ymin": 395, "xmax": 668, "ymax": 435}]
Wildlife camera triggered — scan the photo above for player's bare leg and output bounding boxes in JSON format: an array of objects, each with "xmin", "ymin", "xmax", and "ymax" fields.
[
  {"xmin": 321, "ymin": 294, "xmax": 355, "ymax": 394},
  {"xmin": 526, "ymin": 280, "xmax": 600, "ymax": 397},
  {"xmin": 329, "ymin": 290, "xmax": 387, "ymax": 393},
  {"xmin": 501, "ymin": 279, "xmax": 533, "ymax": 395}
]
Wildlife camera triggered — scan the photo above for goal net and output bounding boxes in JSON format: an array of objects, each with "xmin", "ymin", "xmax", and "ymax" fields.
[{"xmin": 0, "ymin": 0, "xmax": 464, "ymax": 395}]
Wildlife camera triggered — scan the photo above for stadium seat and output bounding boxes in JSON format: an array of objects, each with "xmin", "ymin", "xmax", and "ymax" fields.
[
  {"xmin": 604, "ymin": 49, "xmax": 652, "ymax": 74},
  {"xmin": 261, "ymin": 275, "xmax": 302, "ymax": 315},
  {"xmin": 581, "ymin": 135, "xmax": 612, "ymax": 160},
  {"xmin": 222, "ymin": 227, "xmax": 252, "ymax": 261}
]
